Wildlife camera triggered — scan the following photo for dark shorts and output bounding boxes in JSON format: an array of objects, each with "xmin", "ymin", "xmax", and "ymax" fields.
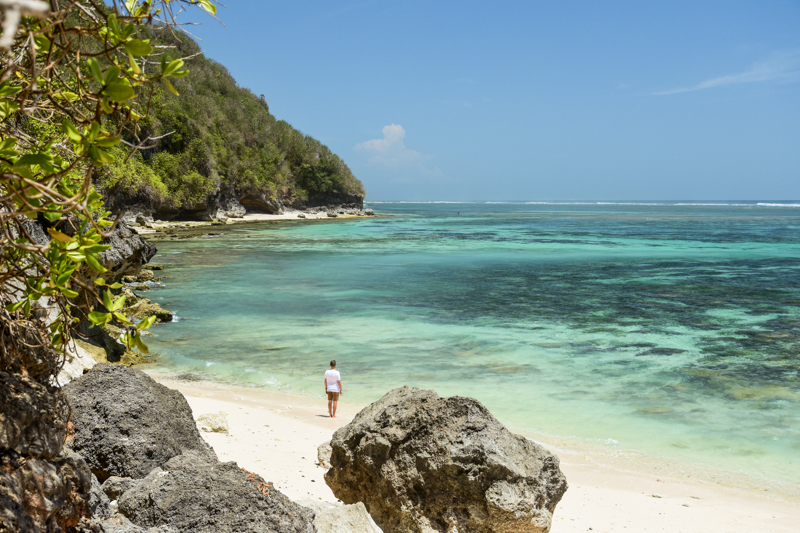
[{"xmin": 327, "ymin": 391, "xmax": 339, "ymax": 401}]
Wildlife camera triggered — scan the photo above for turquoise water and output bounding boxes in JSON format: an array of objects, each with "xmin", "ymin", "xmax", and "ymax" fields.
[{"xmin": 144, "ymin": 202, "xmax": 800, "ymax": 487}]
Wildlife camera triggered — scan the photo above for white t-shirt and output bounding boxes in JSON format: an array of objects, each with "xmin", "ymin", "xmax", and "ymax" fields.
[{"xmin": 325, "ymin": 369, "xmax": 341, "ymax": 392}]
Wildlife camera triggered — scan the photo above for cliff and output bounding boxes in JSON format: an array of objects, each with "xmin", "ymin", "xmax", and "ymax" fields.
[{"xmin": 98, "ymin": 29, "xmax": 365, "ymax": 221}]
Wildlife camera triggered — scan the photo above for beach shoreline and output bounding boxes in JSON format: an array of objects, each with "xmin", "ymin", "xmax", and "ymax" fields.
[
  {"xmin": 144, "ymin": 371, "xmax": 800, "ymax": 533},
  {"xmin": 131, "ymin": 209, "xmax": 378, "ymax": 238}
]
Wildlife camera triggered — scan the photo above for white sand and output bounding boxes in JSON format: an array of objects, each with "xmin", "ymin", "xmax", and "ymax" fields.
[
  {"xmin": 134, "ymin": 211, "xmax": 366, "ymax": 235},
  {"xmin": 146, "ymin": 374, "xmax": 800, "ymax": 533}
]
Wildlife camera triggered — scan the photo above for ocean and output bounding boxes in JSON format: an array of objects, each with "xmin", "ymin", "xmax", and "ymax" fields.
[{"xmin": 143, "ymin": 202, "xmax": 800, "ymax": 492}]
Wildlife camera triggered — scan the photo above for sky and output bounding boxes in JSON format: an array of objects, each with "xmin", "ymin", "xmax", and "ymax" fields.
[{"xmin": 184, "ymin": 1, "xmax": 800, "ymax": 201}]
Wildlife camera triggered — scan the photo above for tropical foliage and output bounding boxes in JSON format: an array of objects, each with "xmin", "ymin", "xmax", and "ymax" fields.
[
  {"xmin": 97, "ymin": 28, "xmax": 365, "ymax": 213},
  {"xmin": 0, "ymin": 0, "xmax": 215, "ymax": 380}
]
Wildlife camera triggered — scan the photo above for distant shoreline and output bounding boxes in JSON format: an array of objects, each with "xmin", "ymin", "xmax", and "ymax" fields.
[{"xmin": 131, "ymin": 209, "xmax": 382, "ymax": 241}]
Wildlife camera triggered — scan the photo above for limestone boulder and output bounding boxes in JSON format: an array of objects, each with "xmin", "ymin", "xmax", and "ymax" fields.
[
  {"xmin": 299, "ymin": 500, "xmax": 383, "ymax": 533},
  {"xmin": 324, "ymin": 387, "xmax": 568, "ymax": 533},
  {"xmin": 63, "ymin": 365, "xmax": 216, "ymax": 481},
  {"xmin": 196, "ymin": 412, "xmax": 229, "ymax": 434},
  {"xmin": 118, "ymin": 451, "xmax": 315, "ymax": 533}
]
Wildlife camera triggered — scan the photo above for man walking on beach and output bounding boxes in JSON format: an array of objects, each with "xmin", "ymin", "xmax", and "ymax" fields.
[{"xmin": 324, "ymin": 360, "xmax": 343, "ymax": 418}]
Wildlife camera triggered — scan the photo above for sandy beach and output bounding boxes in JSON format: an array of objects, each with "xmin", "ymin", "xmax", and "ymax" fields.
[
  {"xmin": 145, "ymin": 373, "xmax": 800, "ymax": 533},
  {"xmin": 132, "ymin": 210, "xmax": 370, "ymax": 237}
]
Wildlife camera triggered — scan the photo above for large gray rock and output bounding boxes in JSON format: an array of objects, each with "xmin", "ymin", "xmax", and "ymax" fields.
[
  {"xmin": 118, "ymin": 451, "xmax": 316, "ymax": 533},
  {"xmin": 63, "ymin": 365, "xmax": 216, "ymax": 481},
  {"xmin": 325, "ymin": 387, "xmax": 568, "ymax": 533},
  {"xmin": 299, "ymin": 500, "xmax": 383, "ymax": 533}
]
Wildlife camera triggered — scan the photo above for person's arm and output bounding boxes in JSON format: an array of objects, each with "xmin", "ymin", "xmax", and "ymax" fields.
[
  {"xmin": 324, "ymin": 377, "xmax": 328, "ymax": 393},
  {"xmin": 337, "ymin": 379, "xmax": 342, "ymax": 394}
]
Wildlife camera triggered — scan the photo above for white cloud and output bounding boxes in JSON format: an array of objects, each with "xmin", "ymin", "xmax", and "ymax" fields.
[
  {"xmin": 355, "ymin": 124, "xmax": 422, "ymax": 167},
  {"xmin": 654, "ymin": 50, "xmax": 800, "ymax": 96}
]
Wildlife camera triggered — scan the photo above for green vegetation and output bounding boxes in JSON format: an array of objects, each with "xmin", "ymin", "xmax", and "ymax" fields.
[
  {"xmin": 0, "ymin": 0, "xmax": 211, "ymax": 379},
  {"xmin": 97, "ymin": 29, "xmax": 365, "ymax": 215}
]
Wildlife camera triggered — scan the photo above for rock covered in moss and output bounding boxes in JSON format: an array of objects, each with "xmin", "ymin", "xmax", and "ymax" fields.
[{"xmin": 324, "ymin": 387, "xmax": 568, "ymax": 533}]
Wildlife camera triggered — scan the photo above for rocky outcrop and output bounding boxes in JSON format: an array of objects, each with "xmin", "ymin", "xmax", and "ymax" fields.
[
  {"xmin": 0, "ymin": 449, "xmax": 96, "ymax": 532},
  {"xmin": 201, "ymin": 194, "xmax": 246, "ymax": 221},
  {"xmin": 0, "ymin": 372, "xmax": 69, "ymax": 459},
  {"xmin": 240, "ymin": 192, "xmax": 285, "ymax": 214},
  {"xmin": 0, "ymin": 371, "xmax": 98, "ymax": 532},
  {"xmin": 299, "ymin": 500, "xmax": 383, "ymax": 533},
  {"xmin": 91, "ymin": 222, "xmax": 157, "ymax": 285},
  {"xmin": 117, "ymin": 451, "xmax": 315, "ymax": 533},
  {"xmin": 324, "ymin": 387, "xmax": 568, "ymax": 533},
  {"xmin": 63, "ymin": 365, "xmax": 216, "ymax": 481}
]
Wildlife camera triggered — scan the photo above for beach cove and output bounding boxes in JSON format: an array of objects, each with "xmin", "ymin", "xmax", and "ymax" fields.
[
  {"xmin": 139, "ymin": 202, "xmax": 800, "ymax": 528},
  {"xmin": 143, "ymin": 375, "xmax": 800, "ymax": 532}
]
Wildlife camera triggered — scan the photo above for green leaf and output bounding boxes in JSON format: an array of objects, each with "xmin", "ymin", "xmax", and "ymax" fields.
[
  {"xmin": 47, "ymin": 228, "xmax": 73, "ymax": 242},
  {"xmin": 62, "ymin": 289, "xmax": 79, "ymax": 298},
  {"xmin": 88, "ymin": 311, "xmax": 112, "ymax": 325},
  {"xmin": 5, "ymin": 301, "xmax": 25, "ymax": 313},
  {"xmin": 0, "ymin": 82, "xmax": 22, "ymax": 97},
  {"xmin": 111, "ymin": 295, "xmax": 126, "ymax": 312},
  {"xmin": 87, "ymin": 58, "xmax": 103, "ymax": 84},
  {"xmin": 33, "ymin": 35, "xmax": 51, "ymax": 51},
  {"xmin": 134, "ymin": 333, "xmax": 149, "ymax": 353},
  {"xmin": 162, "ymin": 58, "xmax": 184, "ymax": 76},
  {"xmin": 105, "ymin": 79, "xmax": 135, "ymax": 102},
  {"xmin": 17, "ymin": 153, "xmax": 51, "ymax": 166},
  {"xmin": 122, "ymin": 23, "xmax": 136, "ymax": 40},
  {"xmin": 198, "ymin": 0, "xmax": 217, "ymax": 15},
  {"xmin": 125, "ymin": 0, "xmax": 138, "ymax": 14},
  {"xmin": 94, "ymin": 277, "xmax": 106, "ymax": 286},
  {"xmin": 109, "ymin": 282, "xmax": 123, "ymax": 289},
  {"xmin": 107, "ymin": 13, "xmax": 122, "ymax": 38},
  {"xmin": 0, "ymin": 99, "xmax": 20, "ymax": 120},
  {"xmin": 43, "ymin": 211, "xmax": 61, "ymax": 223},
  {"xmin": 139, "ymin": 315, "xmax": 157, "ymax": 329},
  {"xmin": 85, "ymin": 253, "xmax": 107, "ymax": 273},
  {"xmin": 124, "ymin": 39, "xmax": 153, "ymax": 57},
  {"xmin": 82, "ymin": 244, "xmax": 111, "ymax": 253},
  {"xmin": 127, "ymin": 51, "xmax": 141, "ymax": 74},
  {"xmin": 95, "ymin": 136, "xmax": 121, "ymax": 148},
  {"xmin": 113, "ymin": 311, "xmax": 133, "ymax": 325},
  {"xmin": 102, "ymin": 289, "xmax": 113, "ymax": 310},
  {"xmin": 62, "ymin": 119, "xmax": 82, "ymax": 142},
  {"xmin": 87, "ymin": 122, "xmax": 100, "ymax": 142},
  {"xmin": 165, "ymin": 79, "xmax": 179, "ymax": 96},
  {"xmin": 104, "ymin": 66, "xmax": 121, "ymax": 85}
]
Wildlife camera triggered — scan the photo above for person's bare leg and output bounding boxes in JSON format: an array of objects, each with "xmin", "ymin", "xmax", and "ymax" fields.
[
  {"xmin": 332, "ymin": 399, "xmax": 338, "ymax": 418},
  {"xmin": 328, "ymin": 399, "xmax": 333, "ymax": 418}
]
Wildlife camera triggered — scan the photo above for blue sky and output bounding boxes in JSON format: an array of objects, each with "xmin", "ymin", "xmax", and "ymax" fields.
[{"xmin": 187, "ymin": 1, "xmax": 800, "ymax": 201}]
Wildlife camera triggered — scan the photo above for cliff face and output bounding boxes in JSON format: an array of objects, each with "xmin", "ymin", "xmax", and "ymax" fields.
[{"xmin": 98, "ymin": 30, "xmax": 365, "ymax": 221}]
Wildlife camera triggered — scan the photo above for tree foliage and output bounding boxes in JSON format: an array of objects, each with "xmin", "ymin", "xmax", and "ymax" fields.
[
  {"xmin": 96, "ymin": 28, "xmax": 365, "ymax": 214},
  {"xmin": 0, "ymin": 0, "xmax": 215, "ymax": 381}
]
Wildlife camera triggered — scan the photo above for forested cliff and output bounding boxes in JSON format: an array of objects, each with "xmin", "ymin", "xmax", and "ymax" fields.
[{"xmin": 98, "ymin": 28, "xmax": 365, "ymax": 220}]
